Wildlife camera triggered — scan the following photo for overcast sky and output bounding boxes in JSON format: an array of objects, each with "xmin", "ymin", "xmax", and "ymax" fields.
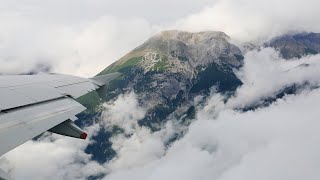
[
  {"xmin": 1, "ymin": 0, "xmax": 214, "ymax": 24},
  {"xmin": 2, "ymin": 0, "xmax": 320, "ymax": 77},
  {"xmin": 0, "ymin": 0, "xmax": 214, "ymax": 76}
]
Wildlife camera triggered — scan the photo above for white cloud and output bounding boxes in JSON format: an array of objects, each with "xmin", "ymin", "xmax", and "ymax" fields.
[
  {"xmin": 0, "ymin": 14, "xmax": 155, "ymax": 77},
  {"xmin": 100, "ymin": 92, "xmax": 177, "ymax": 171},
  {"xmin": 226, "ymin": 48, "xmax": 320, "ymax": 109},
  {"xmin": 176, "ymin": 0, "xmax": 320, "ymax": 42},
  {"xmin": 196, "ymin": 48, "xmax": 320, "ymax": 120},
  {"xmin": 186, "ymin": 89, "xmax": 320, "ymax": 180},
  {"xmin": 0, "ymin": 124, "xmax": 105, "ymax": 180},
  {"xmin": 3, "ymin": 0, "xmax": 320, "ymax": 76},
  {"xmin": 1, "ymin": 47, "xmax": 320, "ymax": 180},
  {"xmin": 108, "ymin": 127, "xmax": 166, "ymax": 171},
  {"xmin": 102, "ymin": 92, "xmax": 146, "ymax": 134},
  {"xmin": 0, "ymin": 0, "xmax": 213, "ymax": 76},
  {"xmin": 104, "ymin": 85, "xmax": 320, "ymax": 180},
  {"xmin": 102, "ymin": 49, "xmax": 320, "ymax": 180},
  {"xmin": 0, "ymin": 0, "xmax": 213, "ymax": 24}
]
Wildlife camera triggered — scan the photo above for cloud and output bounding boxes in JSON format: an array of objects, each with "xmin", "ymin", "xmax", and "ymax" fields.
[
  {"xmin": 226, "ymin": 48, "xmax": 320, "ymax": 109},
  {"xmin": 100, "ymin": 92, "xmax": 177, "ymax": 171},
  {"xmin": 107, "ymin": 127, "xmax": 166, "ymax": 171},
  {"xmin": 0, "ymin": 124, "xmax": 105, "ymax": 180},
  {"xmin": 176, "ymin": 0, "xmax": 320, "ymax": 42},
  {"xmin": 0, "ymin": 0, "xmax": 213, "ymax": 76},
  {"xmin": 0, "ymin": 0, "xmax": 213, "ymax": 24},
  {"xmin": 102, "ymin": 49, "xmax": 320, "ymax": 179},
  {"xmin": 197, "ymin": 48, "xmax": 320, "ymax": 120},
  {"xmin": 3, "ymin": 0, "xmax": 320, "ymax": 76},
  {"xmin": 0, "ymin": 13, "xmax": 155, "ymax": 77},
  {"xmin": 1, "ymin": 47, "xmax": 320, "ymax": 180},
  {"xmin": 102, "ymin": 92, "xmax": 146, "ymax": 134},
  {"xmin": 172, "ymin": 88, "xmax": 320, "ymax": 180}
]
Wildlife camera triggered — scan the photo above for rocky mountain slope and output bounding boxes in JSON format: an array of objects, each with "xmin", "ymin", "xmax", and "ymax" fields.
[
  {"xmin": 77, "ymin": 30, "xmax": 320, "ymax": 165},
  {"xmin": 266, "ymin": 32, "xmax": 320, "ymax": 59},
  {"xmin": 98, "ymin": 30, "xmax": 243, "ymax": 129}
]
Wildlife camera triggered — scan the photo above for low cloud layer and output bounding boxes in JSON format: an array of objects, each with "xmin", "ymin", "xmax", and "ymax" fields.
[
  {"xmin": 105, "ymin": 89, "xmax": 320, "ymax": 180},
  {"xmin": 1, "ymin": 47, "xmax": 320, "ymax": 179},
  {"xmin": 227, "ymin": 48, "xmax": 320, "ymax": 108},
  {"xmin": 102, "ymin": 49, "xmax": 320, "ymax": 180}
]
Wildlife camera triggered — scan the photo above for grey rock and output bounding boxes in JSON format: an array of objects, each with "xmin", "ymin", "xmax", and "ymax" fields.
[
  {"xmin": 266, "ymin": 32, "xmax": 320, "ymax": 59},
  {"xmin": 98, "ymin": 30, "xmax": 244, "ymax": 129}
]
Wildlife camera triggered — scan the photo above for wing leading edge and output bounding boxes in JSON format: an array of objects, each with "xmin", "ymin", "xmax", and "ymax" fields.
[{"xmin": 0, "ymin": 72, "xmax": 120, "ymax": 157}]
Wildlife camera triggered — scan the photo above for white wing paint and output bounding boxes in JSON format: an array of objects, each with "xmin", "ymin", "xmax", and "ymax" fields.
[{"xmin": 0, "ymin": 72, "xmax": 120, "ymax": 157}]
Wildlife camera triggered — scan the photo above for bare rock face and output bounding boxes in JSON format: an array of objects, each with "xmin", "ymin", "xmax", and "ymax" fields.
[
  {"xmin": 140, "ymin": 30, "xmax": 243, "ymax": 68},
  {"xmin": 266, "ymin": 33, "xmax": 320, "ymax": 59}
]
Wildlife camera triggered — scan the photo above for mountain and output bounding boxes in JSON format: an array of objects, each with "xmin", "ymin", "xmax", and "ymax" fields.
[
  {"xmin": 98, "ymin": 30, "xmax": 243, "ymax": 129},
  {"xmin": 77, "ymin": 31, "xmax": 320, "ymax": 167},
  {"xmin": 78, "ymin": 30, "xmax": 244, "ymax": 164},
  {"xmin": 266, "ymin": 32, "xmax": 320, "ymax": 59}
]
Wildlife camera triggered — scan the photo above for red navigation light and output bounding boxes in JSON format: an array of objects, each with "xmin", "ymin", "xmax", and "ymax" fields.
[{"xmin": 80, "ymin": 132, "xmax": 87, "ymax": 139}]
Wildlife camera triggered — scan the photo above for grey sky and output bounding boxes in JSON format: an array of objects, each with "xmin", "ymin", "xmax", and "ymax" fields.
[
  {"xmin": 2, "ymin": 0, "xmax": 320, "ymax": 76},
  {"xmin": 1, "ymin": 0, "xmax": 214, "ymax": 24},
  {"xmin": 0, "ymin": 0, "xmax": 216, "ymax": 76}
]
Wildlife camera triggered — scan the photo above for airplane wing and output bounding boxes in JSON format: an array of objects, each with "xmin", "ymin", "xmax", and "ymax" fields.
[{"xmin": 0, "ymin": 72, "xmax": 120, "ymax": 157}]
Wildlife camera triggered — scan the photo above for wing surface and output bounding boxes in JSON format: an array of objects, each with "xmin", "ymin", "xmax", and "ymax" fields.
[{"xmin": 0, "ymin": 73, "xmax": 120, "ymax": 157}]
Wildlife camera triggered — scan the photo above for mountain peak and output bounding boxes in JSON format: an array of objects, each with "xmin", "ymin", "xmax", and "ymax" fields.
[
  {"xmin": 99, "ymin": 30, "xmax": 242, "ymax": 75},
  {"xmin": 150, "ymin": 30, "xmax": 230, "ymax": 45},
  {"xmin": 266, "ymin": 32, "xmax": 320, "ymax": 59}
]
